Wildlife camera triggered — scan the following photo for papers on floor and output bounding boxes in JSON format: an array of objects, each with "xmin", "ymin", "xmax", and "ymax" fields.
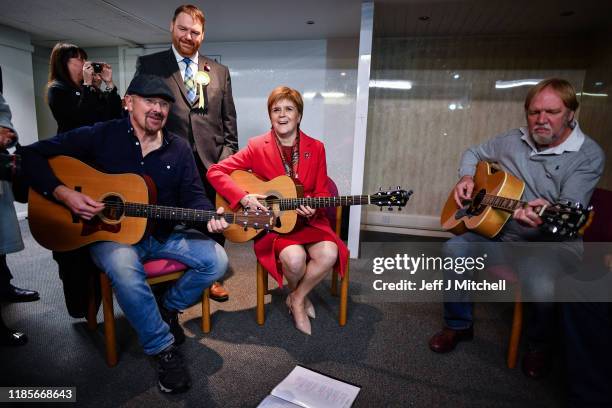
[{"xmin": 257, "ymin": 365, "xmax": 361, "ymax": 408}]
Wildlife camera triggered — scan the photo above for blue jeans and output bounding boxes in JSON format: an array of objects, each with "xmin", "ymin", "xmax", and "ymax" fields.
[
  {"xmin": 442, "ymin": 231, "xmax": 578, "ymax": 346},
  {"xmin": 90, "ymin": 228, "xmax": 227, "ymax": 355}
]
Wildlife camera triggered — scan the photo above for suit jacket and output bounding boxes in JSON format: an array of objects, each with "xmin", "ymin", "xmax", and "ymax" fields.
[
  {"xmin": 135, "ymin": 48, "xmax": 238, "ymax": 169},
  {"xmin": 207, "ymin": 130, "xmax": 348, "ymax": 285}
]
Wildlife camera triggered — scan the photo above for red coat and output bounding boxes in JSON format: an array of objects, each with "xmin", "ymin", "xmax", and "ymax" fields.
[{"xmin": 207, "ymin": 130, "xmax": 348, "ymax": 285}]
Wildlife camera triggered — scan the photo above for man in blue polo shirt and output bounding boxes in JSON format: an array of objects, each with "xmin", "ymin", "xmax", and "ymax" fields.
[{"xmin": 22, "ymin": 74, "xmax": 228, "ymax": 394}]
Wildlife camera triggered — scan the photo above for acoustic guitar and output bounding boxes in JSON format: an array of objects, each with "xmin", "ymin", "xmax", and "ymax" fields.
[
  {"xmin": 215, "ymin": 170, "xmax": 412, "ymax": 242},
  {"xmin": 440, "ymin": 161, "xmax": 591, "ymax": 239},
  {"xmin": 28, "ymin": 156, "xmax": 276, "ymax": 252}
]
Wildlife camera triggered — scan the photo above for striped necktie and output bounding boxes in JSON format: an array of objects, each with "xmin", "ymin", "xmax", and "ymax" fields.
[{"xmin": 182, "ymin": 57, "xmax": 196, "ymax": 103}]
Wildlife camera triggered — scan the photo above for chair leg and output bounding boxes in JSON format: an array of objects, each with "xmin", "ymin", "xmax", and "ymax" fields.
[
  {"xmin": 86, "ymin": 273, "xmax": 98, "ymax": 331},
  {"xmin": 202, "ymin": 288, "xmax": 211, "ymax": 333},
  {"xmin": 339, "ymin": 255, "xmax": 349, "ymax": 326},
  {"xmin": 331, "ymin": 269, "xmax": 339, "ymax": 297},
  {"xmin": 507, "ymin": 286, "xmax": 523, "ymax": 368},
  {"xmin": 100, "ymin": 273, "xmax": 118, "ymax": 367},
  {"xmin": 256, "ymin": 262, "xmax": 266, "ymax": 325},
  {"xmin": 263, "ymin": 268, "xmax": 269, "ymax": 295}
]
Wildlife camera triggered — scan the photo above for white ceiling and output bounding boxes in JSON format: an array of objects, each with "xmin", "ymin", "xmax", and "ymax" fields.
[
  {"xmin": 0, "ymin": 0, "xmax": 610, "ymax": 49},
  {"xmin": 0, "ymin": 0, "xmax": 363, "ymax": 47}
]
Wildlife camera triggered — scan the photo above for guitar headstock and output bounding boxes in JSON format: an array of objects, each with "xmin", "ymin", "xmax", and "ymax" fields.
[
  {"xmin": 541, "ymin": 200, "xmax": 593, "ymax": 238},
  {"xmin": 371, "ymin": 187, "xmax": 413, "ymax": 211},
  {"xmin": 233, "ymin": 209, "xmax": 277, "ymax": 232}
]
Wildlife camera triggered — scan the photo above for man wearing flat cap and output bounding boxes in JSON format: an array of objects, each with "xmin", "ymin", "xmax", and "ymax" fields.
[{"xmin": 21, "ymin": 74, "xmax": 229, "ymax": 394}]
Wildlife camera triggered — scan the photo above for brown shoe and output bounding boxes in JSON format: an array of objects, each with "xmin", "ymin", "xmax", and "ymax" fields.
[
  {"xmin": 209, "ymin": 282, "xmax": 229, "ymax": 302},
  {"xmin": 428, "ymin": 327, "xmax": 473, "ymax": 353},
  {"xmin": 522, "ymin": 350, "xmax": 550, "ymax": 379}
]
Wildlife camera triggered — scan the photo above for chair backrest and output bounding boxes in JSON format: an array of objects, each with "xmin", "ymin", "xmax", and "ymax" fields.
[
  {"xmin": 584, "ymin": 188, "xmax": 612, "ymax": 242},
  {"xmin": 324, "ymin": 177, "xmax": 342, "ymax": 237}
]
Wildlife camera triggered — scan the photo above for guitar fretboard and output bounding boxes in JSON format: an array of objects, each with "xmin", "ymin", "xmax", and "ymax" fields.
[
  {"xmin": 263, "ymin": 195, "xmax": 371, "ymax": 211},
  {"xmin": 481, "ymin": 194, "xmax": 524, "ymax": 212},
  {"xmin": 110, "ymin": 202, "xmax": 238, "ymax": 223}
]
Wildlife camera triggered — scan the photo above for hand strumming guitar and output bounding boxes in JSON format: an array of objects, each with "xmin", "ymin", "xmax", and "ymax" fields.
[
  {"xmin": 240, "ymin": 193, "xmax": 268, "ymax": 212},
  {"xmin": 453, "ymin": 175, "xmax": 474, "ymax": 208},
  {"xmin": 53, "ymin": 185, "xmax": 105, "ymax": 220}
]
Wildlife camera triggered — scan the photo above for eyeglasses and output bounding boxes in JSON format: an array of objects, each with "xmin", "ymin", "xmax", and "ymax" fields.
[{"xmin": 138, "ymin": 96, "xmax": 171, "ymax": 110}]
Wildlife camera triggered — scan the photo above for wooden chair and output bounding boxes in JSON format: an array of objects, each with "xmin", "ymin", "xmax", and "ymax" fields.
[
  {"xmin": 256, "ymin": 177, "xmax": 349, "ymax": 327},
  {"xmin": 87, "ymin": 259, "xmax": 211, "ymax": 367},
  {"xmin": 504, "ymin": 187, "xmax": 612, "ymax": 368}
]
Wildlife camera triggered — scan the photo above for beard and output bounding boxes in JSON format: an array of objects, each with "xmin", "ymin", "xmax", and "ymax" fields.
[
  {"xmin": 144, "ymin": 113, "xmax": 165, "ymax": 134},
  {"xmin": 531, "ymin": 129, "xmax": 554, "ymax": 146},
  {"xmin": 173, "ymin": 36, "xmax": 201, "ymax": 57}
]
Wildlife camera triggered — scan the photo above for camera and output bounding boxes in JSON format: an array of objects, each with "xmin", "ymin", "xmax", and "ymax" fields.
[
  {"xmin": 0, "ymin": 152, "xmax": 21, "ymax": 182},
  {"xmin": 92, "ymin": 62, "xmax": 103, "ymax": 73}
]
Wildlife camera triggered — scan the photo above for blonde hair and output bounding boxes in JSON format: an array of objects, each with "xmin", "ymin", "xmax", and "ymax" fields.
[{"xmin": 524, "ymin": 78, "xmax": 579, "ymax": 111}]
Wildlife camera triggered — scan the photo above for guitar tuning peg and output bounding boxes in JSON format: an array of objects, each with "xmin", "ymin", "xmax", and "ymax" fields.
[
  {"xmin": 396, "ymin": 186, "xmax": 401, "ymax": 190},
  {"xmin": 378, "ymin": 186, "xmax": 382, "ymax": 192}
]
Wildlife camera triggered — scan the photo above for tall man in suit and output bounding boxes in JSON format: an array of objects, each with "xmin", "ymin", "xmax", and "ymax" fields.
[{"xmin": 135, "ymin": 4, "xmax": 238, "ymax": 301}]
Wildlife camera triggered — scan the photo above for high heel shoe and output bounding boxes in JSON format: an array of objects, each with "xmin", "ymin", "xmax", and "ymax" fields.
[
  {"xmin": 287, "ymin": 294, "xmax": 316, "ymax": 319},
  {"xmin": 286, "ymin": 294, "xmax": 311, "ymax": 335},
  {"xmin": 304, "ymin": 296, "xmax": 316, "ymax": 319}
]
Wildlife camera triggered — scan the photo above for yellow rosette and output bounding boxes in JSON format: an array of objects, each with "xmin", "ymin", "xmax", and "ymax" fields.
[{"xmin": 194, "ymin": 71, "xmax": 210, "ymax": 109}]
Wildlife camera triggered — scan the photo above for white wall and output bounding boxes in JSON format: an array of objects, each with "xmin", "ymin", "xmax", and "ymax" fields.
[
  {"xmin": 0, "ymin": 25, "xmax": 38, "ymax": 146},
  {"xmin": 0, "ymin": 24, "xmax": 39, "ymax": 217},
  {"xmin": 32, "ymin": 45, "xmax": 55, "ymax": 138}
]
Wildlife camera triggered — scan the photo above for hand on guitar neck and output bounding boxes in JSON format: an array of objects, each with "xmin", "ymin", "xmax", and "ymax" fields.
[
  {"xmin": 512, "ymin": 197, "xmax": 551, "ymax": 229},
  {"xmin": 54, "ymin": 184, "xmax": 229, "ymax": 233}
]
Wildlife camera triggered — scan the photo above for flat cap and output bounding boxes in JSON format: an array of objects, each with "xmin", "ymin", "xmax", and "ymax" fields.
[{"xmin": 126, "ymin": 74, "xmax": 175, "ymax": 103}]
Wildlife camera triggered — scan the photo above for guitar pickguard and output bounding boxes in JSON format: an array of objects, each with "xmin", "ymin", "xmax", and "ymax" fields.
[{"xmin": 80, "ymin": 217, "xmax": 121, "ymax": 237}]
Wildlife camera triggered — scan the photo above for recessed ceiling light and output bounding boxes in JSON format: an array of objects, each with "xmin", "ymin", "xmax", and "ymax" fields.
[
  {"xmin": 306, "ymin": 20, "xmax": 315, "ymax": 25},
  {"xmin": 340, "ymin": 72, "xmax": 347, "ymax": 76},
  {"xmin": 418, "ymin": 16, "xmax": 430, "ymax": 21},
  {"xmin": 560, "ymin": 10, "xmax": 575, "ymax": 17}
]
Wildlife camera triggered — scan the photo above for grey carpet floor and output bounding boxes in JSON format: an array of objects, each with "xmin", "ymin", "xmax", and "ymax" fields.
[{"xmin": 0, "ymin": 221, "xmax": 565, "ymax": 407}]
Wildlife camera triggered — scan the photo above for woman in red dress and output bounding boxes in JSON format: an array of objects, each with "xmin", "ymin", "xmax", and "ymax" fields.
[{"xmin": 207, "ymin": 86, "xmax": 348, "ymax": 335}]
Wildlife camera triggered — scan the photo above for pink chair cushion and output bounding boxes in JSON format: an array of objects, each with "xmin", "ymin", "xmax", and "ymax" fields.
[{"xmin": 143, "ymin": 259, "xmax": 188, "ymax": 278}]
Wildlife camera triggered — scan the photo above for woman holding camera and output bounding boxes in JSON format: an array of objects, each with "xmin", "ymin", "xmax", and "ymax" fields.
[
  {"xmin": 45, "ymin": 43, "xmax": 123, "ymax": 318},
  {"xmin": 47, "ymin": 42, "xmax": 122, "ymax": 133}
]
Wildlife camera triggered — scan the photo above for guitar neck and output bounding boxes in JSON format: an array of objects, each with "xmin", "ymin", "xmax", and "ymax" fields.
[
  {"xmin": 122, "ymin": 202, "xmax": 237, "ymax": 224},
  {"xmin": 482, "ymin": 194, "xmax": 525, "ymax": 212},
  {"xmin": 268, "ymin": 195, "xmax": 371, "ymax": 210}
]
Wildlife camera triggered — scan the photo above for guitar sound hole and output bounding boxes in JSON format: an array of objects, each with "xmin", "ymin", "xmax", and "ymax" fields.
[
  {"xmin": 102, "ymin": 195, "xmax": 125, "ymax": 221},
  {"xmin": 263, "ymin": 194, "xmax": 282, "ymax": 228},
  {"xmin": 467, "ymin": 189, "xmax": 487, "ymax": 216}
]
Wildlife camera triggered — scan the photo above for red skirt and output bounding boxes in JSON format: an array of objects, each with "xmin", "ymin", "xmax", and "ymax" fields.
[{"xmin": 254, "ymin": 215, "xmax": 349, "ymax": 286}]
